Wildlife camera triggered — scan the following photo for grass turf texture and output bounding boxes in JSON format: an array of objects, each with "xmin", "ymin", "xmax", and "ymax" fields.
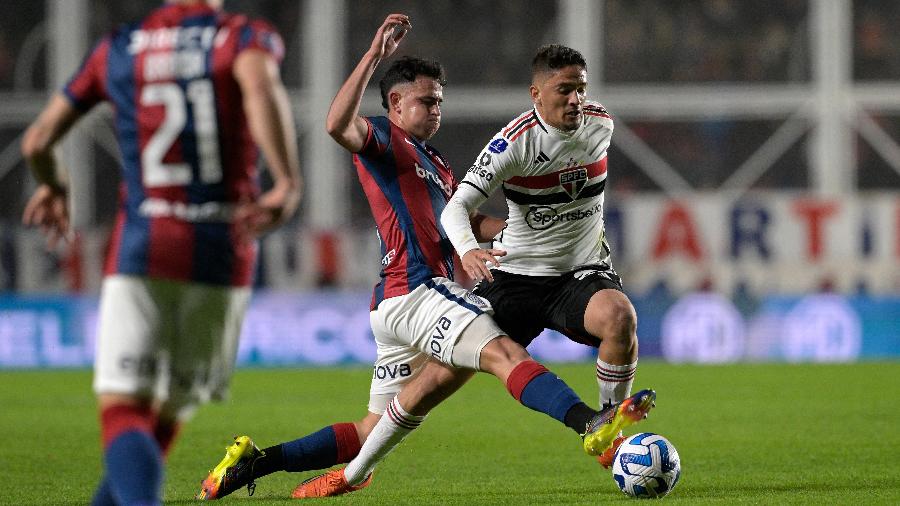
[{"xmin": 3, "ymin": 362, "xmax": 900, "ymax": 505}]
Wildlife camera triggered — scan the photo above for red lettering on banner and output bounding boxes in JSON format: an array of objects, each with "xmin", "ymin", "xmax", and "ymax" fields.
[
  {"xmin": 896, "ymin": 201, "xmax": 900, "ymax": 259},
  {"xmin": 651, "ymin": 202, "xmax": 704, "ymax": 261},
  {"xmin": 792, "ymin": 200, "xmax": 839, "ymax": 261}
]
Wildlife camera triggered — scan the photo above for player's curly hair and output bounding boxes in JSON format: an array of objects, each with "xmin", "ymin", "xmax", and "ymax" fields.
[
  {"xmin": 532, "ymin": 44, "xmax": 586, "ymax": 76},
  {"xmin": 379, "ymin": 56, "xmax": 447, "ymax": 109}
]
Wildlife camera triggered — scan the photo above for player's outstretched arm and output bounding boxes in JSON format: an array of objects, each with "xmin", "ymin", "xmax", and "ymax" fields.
[
  {"xmin": 325, "ymin": 13, "xmax": 410, "ymax": 153},
  {"xmin": 441, "ymin": 185, "xmax": 506, "ymax": 282},
  {"xmin": 21, "ymin": 93, "xmax": 83, "ymax": 248},
  {"xmin": 233, "ymin": 49, "xmax": 302, "ymax": 239}
]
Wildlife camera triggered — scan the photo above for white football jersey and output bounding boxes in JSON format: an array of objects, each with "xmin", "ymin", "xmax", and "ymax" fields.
[{"xmin": 457, "ymin": 102, "xmax": 615, "ymax": 276}]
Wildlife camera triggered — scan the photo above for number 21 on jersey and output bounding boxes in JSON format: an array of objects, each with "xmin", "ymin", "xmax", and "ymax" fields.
[{"xmin": 140, "ymin": 79, "xmax": 222, "ymax": 188}]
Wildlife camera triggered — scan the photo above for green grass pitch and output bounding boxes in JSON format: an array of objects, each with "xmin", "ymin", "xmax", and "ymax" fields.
[{"xmin": 3, "ymin": 362, "xmax": 900, "ymax": 505}]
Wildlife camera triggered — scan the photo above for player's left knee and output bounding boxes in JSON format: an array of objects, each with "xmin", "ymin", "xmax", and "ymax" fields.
[{"xmin": 585, "ymin": 292, "xmax": 637, "ymax": 344}]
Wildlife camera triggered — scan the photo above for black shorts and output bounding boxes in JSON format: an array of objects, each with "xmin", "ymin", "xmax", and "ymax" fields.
[{"xmin": 473, "ymin": 265, "xmax": 623, "ymax": 349}]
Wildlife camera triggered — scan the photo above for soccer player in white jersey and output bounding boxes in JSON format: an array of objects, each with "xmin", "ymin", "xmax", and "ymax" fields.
[{"xmin": 441, "ymin": 44, "xmax": 644, "ymax": 468}]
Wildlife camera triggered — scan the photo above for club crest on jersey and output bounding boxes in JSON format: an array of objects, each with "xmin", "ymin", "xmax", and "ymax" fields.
[{"xmin": 559, "ymin": 167, "xmax": 588, "ymax": 200}]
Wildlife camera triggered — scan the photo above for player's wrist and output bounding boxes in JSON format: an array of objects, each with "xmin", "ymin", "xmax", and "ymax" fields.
[
  {"xmin": 459, "ymin": 243, "xmax": 481, "ymax": 258},
  {"xmin": 362, "ymin": 49, "xmax": 383, "ymax": 67}
]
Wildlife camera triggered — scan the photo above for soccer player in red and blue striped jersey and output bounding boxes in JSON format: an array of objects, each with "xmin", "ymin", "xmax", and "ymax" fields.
[{"xmin": 21, "ymin": 1, "xmax": 300, "ymax": 504}]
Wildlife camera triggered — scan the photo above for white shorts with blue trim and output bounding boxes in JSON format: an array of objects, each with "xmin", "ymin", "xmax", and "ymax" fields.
[
  {"xmin": 367, "ymin": 277, "xmax": 504, "ymax": 413},
  {"xmin": 93, "ymin": 275, "xmax": 251, "ymax": 421}
]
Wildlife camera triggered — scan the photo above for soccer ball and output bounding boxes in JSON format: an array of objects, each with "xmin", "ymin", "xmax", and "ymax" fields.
[{"xmin": 611, "ymin": 432, "xmax": 681, "ymax": 499}]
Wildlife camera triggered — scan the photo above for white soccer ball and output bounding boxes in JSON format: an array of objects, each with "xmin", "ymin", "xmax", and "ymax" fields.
[{"xmin": 611, "ymin": 432, "xmax": 681, "ymax": 499}]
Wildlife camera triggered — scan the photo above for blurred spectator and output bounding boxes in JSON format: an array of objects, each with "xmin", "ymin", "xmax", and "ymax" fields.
[
  {"xmin": 0, "ymin": 224, "xmax": 15, "ymax": 292},
  {"xmin": 0, "ymin": 3, "xmax": 45, "ymax": 90},
  {"xmin": 614, "ymin": 119, "xmax": 808, "ymax": 190},
  {"xmin": 854, "ymin": 1, "xmax": 900, "ymax": 80},
  {"xmin": 0, "ymin": 33, "xmax": 14, "ymax": 89},
  {"xmin": 856, "ymin": 114, "xmax": 900, "ymax": 189},
  {"xmin": 347, "ymin": 0, "xmax": 558, "ymax": 85},
  {"xmin": 605, "ymin": 0, "xmax": 809, "ymax": 83}
]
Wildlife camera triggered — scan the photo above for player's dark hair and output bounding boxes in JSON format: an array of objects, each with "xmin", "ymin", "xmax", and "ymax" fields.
[
  {"xmin": 531, "ymin": 44, "xmax": 586, "ymax": 77},
  {"xmin": 379, "ymin": 56, "xmax": 447, "ymax": 109}
]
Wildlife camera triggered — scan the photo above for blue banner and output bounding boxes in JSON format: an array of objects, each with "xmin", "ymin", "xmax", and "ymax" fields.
[{"xmin": 1, "ymin": 291, "xmax": 898, "ymax": 369}]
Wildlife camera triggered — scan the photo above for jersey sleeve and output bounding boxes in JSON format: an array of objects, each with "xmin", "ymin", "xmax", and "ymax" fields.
[
  {"xmin": 62, "ymin": 37, "xmax": 110, "ymax": 112},
  {"xmin": 237, "ymin": 19, "xmax": 285, "ymax": 64},
  {"xmin": 357, "ymin": 116, "xmax": 392, "ymax": 157},
  {"xmin": 458, "ymin": 132, "xmax": 523, "ymax": 201},
  {"xmin": 441, "ymin": 131, "xmax": 522, "ymax": 256}
]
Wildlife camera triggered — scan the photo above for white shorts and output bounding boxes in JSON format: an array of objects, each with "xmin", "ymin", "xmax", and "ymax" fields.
[
  {"xmin": 93, "ymin": 275, "xmax": 251, "ymax": 420},
  {"xmin": 367, "ymin": 277, "xmax": 504, "ymax": 413}
]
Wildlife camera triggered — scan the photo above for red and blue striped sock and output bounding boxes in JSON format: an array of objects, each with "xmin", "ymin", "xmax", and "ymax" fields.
[
  {"xmin": 278, "ymin": 422, "xmax": 360, "ymax": 472},
  {"xmin": 99, "ymin": 405, "xmax": 162, "ymax": 506},
  {"xmin": 506, "ymin": 360, "xmax": 588, "ymax": 427}
]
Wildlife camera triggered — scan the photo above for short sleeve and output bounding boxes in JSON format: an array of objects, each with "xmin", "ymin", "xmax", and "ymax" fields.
[
  {"xmin": 237, "ymin": 20, "xmax": 285, "ymax": 64},
  {"xmin": 63, "ymin": 38, "xmax": 110, "ymax": 112},
  {"xmin": 357, "ymin": 116, "xmax": 392, "ymax": 157}
]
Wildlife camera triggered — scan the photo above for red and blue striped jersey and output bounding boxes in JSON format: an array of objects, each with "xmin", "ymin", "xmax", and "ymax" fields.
[
  {"xmin": 354, "ymin": 116, "xmax": 458, "ymax": 309},
  {"xmin": 63, "ymin": 3, "xmax": 284, "ymax": 287}
]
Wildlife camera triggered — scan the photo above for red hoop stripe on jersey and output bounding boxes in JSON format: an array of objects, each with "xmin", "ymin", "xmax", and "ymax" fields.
[
  {"xmin": 585, "ymin": 111, "xmax": 611, "ymax": 119},
  {"xmin": 503, "ymin": 111, "xmax": 536, "ymax": 137},
  {"xmin": 506, "ymin": 157, "xmax": 607, "ymax": 189}
]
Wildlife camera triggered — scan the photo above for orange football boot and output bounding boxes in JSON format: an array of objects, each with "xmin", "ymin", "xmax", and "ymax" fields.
[
  {"xmin": 597, "ymin": 435, "xmax": 627, "ymax": 468},
  {"xmin": 291, "ymin": 468, "xmax": 372, "ymax": 499}
]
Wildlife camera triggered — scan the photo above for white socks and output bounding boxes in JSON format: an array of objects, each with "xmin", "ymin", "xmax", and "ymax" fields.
[
  {"xmin": 343, "ymin": 395, "xmax": 426, "ymax": 485},
  {"xmin": 596, "ymin": 358, "xmax": 637, "ymax": 409}
]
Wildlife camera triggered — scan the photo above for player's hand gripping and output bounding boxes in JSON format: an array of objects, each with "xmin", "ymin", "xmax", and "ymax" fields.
[
  {"xmin": 22, "ymin": 183, "xmax": 70, "ymax": 249},
  {"xmin": 369, "ymin": 14, "xmax": 411, "ymax": 61},
  {"xmin": 461, "ymin": 247, "xmax": 507, "ymax": 283}
]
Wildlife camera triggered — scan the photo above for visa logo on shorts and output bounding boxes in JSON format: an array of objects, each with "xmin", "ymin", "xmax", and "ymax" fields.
[{"xmin": 429, "ymin": 316, "xmax": 452, "ymax": 359}]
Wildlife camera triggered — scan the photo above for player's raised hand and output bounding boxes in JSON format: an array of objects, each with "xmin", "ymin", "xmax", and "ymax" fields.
[
  {"xmin": 461, "ymin": 248, "xmax": 507, "ymax": 283},
  {"xmin": 22, "ymin": 183, "xmax": 70, "ymax": 249},
  {"xmin": 370, "ymin": 13, "xmax": 411, "ymax": 60}
]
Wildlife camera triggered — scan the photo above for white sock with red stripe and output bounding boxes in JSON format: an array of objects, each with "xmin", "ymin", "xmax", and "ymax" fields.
[
  {"xmin": 596, "ymin": 358, "xmax": 637, "ymax": 410},
  {"xmin": 343, "ymin": 395, "xmax": 425, "ymax": 486}
]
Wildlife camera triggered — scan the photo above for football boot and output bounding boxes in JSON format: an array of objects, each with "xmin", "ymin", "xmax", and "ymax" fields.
[
  {"xmin": 197, "ymin": 436, "xmax": 264, "ymax": 500},
  {"xmin": 582, "ymin": 389, "xmax": 656, "ymax": 456},
  {"xmin": 291, "ymin": 468, "xmax": 372, "ymax": 499}
]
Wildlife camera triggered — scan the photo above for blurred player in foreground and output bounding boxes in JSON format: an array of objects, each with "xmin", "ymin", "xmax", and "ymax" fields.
[
  {"xmin": 21, "ymin": 1, "xmax": 301, "ymax": 504},
  {"xmin": 197, "ymin": 13, "xmax": 654, "ymax": 501},
  {"xmin": 441, "ymin": 43, "xmax": 641, "ymax": 468}
]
